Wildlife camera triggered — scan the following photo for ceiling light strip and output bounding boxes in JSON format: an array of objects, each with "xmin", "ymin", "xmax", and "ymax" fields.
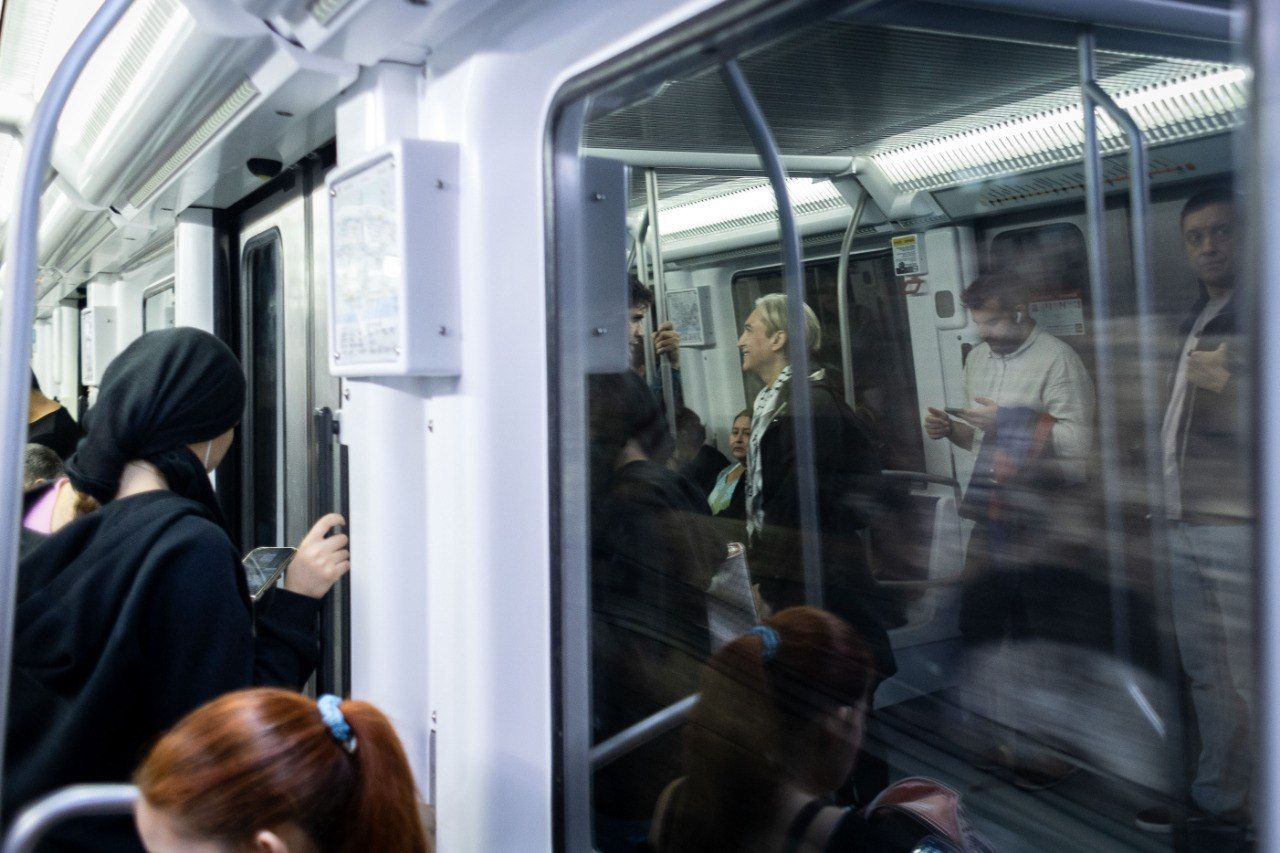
[
  {"xmin": 873, "ymin": 67, "xmax": 1246, "ymax": 193},
  {"xmin": 309, "ymin": 0, "xmax": 356, "ymax": 25},
  {"xmin": 127, "ymin": 77, "xmax": 258, "ymax": 208}
]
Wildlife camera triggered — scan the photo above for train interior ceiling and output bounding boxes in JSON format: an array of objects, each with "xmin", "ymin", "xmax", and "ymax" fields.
[{"xmin": 5, "ymin": 0, "xmax": 1249, "ymax": 850}]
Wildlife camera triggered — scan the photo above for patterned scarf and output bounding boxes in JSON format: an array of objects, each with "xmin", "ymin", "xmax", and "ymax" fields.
[{"xmin": 745, "ymin": 365, "xmax": 792, "ymax": 541}]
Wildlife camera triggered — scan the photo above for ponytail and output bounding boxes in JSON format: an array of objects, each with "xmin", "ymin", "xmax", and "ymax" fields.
[
  {"xmin": 339, "ymin": 700, "xmax": 430, "ymax": 853},
  {"xmin": 136, "ymin": 688, "xmax": 429, "ymax": 853}
]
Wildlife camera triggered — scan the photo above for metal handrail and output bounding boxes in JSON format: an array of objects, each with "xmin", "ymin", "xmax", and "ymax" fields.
[
  {"xmin": 1078, "ymin": 31, "xmax": 1180, "ymax": 755},
  {"xmin": 0, "ymin": 0, "xmax": 136, "ymax": 801},
  {"xmin": 878, "ymin": 469, "xmax": 962, "ymax": 491},
  {"xmin": 644, "ymin": 169, "xmax": 678, "ymax": 436},
  {"xmin": 590, "ymin": 694, "xmax": 699, "ymax": 771},
  {"xmin": 835, "ymin": 193, "xmax": 869, "ymax": 408},
  {"xmin": 2, "ymin": 785, "xmax": 138, "ymax": 853},
  {"xmin": 1076, "ymin": 31, "xmax": 1133, "ymax": 672},
  {"xmin": 719, "ymin": 58, "xmax": 824, "ymax": 608}
]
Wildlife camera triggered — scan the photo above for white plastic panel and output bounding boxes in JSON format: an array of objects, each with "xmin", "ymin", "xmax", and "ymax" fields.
[
  {"xmin": 327, "ymin": 138, "xmax": 460, "ymax": 377},
  {"xmin": 79, "ymin": 306, "xmax": 117, "ymax": 386}
]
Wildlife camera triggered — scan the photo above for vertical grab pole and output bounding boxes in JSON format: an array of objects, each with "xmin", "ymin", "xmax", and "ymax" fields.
[
  {"xmin": 836, "ymin": 193, "xmax": 869, "ymax": 408},
  {"xmin": 720, "ymin": 58, "xmax": 823, "ymax": 607},
  {"xmin": 644, "ymin": 170, "xmax": 678, "ymax": 435},
  {"xmin": 0, "ymin": 0, "xmax": 136, "ymax": 800},
  {"xmin": 1253, "ymin": 0, "xmax": 1280, "ymax": 840},
  {"xmin": 1077, "ymin": 29, "xmax": 1135, "ymax": 681},
  {"xmin": 1080, "ymin": 30, "xmax": 1187, "ymax": 827}
]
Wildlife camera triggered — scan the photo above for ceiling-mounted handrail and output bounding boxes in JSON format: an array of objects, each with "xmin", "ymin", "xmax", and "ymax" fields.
[
  {"xmin": 719, "ymin": 58, "xmax": 823, "ymax": 608},
  {"xmin": 0, "ymin": 0, "xmax": 137, "ymax": 804},
  {"xmin": 583, "ymin": 148, "xmax": 854, "ymax": 177},
  {"xmin": 1078, "ymin": 30, "xmax": 1179, "ymax": 751},
  {"xmin": 2, "ymin": 785, "xmax": 138, "ymax": 853},
  {"xmin": 835, "ymin": 192, "xmax": 869, "ymax": 408}
]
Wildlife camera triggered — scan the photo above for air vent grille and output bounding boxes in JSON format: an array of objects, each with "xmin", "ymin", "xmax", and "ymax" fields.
[{"xmin": 78, "ymin": 0, "xmax": 182, "ymax": 154}]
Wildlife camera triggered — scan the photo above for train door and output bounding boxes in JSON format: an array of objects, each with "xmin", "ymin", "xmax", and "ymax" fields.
[{"xmin": 234, "ymin": 157, "xmax": 349, "ymax": 695}]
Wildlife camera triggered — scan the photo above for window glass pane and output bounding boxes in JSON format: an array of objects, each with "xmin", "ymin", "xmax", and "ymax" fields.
[
  {"xmin": 244, "ymin": 234, "xmax": 282, "ymax": 549},
  {"xmin": 561, "ymin": 7, "xmax": 1252, "ymax": 850},
  {"xmin": 142, "ymin": 284, "xmax": 175, "ymax": 332}
]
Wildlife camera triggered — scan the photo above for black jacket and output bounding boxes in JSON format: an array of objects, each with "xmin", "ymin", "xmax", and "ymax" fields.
[
  {"xmin": 750, "ymin": 375, "xmax": 897, "ymax": 680},
  {"xmin": 591, "ymin": 460, "xmax": 726, "ymax": 820},
  {"xmin": 5, "ymin": 491, "xmax": 320, "ymax": 850},
  {"xmin": 1167, "ymin": 291, "xmax": 1250, "ymax": 524},
  {"xmin": 27, "ymin": 407, "xmax": 83, "ymax": 461}
]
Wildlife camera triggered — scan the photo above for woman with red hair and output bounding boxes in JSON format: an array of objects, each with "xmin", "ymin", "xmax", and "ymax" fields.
[{"xmin": 134, "ymin": 688, "xmax": 429, "ymax": 853}]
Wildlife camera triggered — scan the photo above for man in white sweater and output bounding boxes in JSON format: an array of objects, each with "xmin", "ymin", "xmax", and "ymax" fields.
[{"xmin": 923, "ymin": 270, "xmax": 1096, "ymax": 786}]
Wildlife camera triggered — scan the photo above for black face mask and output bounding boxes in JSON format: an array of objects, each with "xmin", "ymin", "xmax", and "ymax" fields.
[{"xmin": 65, "ymin": 328, "xmax": 246, "ymax": 529}]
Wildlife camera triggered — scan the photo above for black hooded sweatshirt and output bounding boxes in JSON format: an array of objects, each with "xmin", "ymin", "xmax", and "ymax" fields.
[{"xmin": 3, "ymin": 329, "xmax": 321, "ymax": 851}]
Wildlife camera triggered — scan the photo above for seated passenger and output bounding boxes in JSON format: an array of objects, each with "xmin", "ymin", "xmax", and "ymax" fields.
[
  {"xmin": 5, "ymin": 328, "xmax": 351, "ymax": 849},
  {"xmin": 650, "ymin": 607, "xmax": 878, "ymax": 851},
  {"xmin": 134, "ymin": 688, "xmax": 429, "ymax": 853},
  {"xmin": 588, "ymin": 371, "xmax": 727, "ymax": 849},
  {"xmin": 26, "ymin": 368, "xmax": 83, "ymax": 460},
  {"xmin": 672, "ymin": 407, "xmax": 732, "ymax": 495},
  {"xmin": 22, "ymin": 444, "xmax": 97, "ymax": 541},
  {"xmin": 737, "ymin": 294, "xmax": 895, "ymax": 683},
  {"xmin": 707, "ymin": 410, "xmax": 750, "ymax": 520}
]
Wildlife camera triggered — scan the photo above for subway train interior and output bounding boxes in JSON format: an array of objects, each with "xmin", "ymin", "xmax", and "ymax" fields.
[{"xmin": 1, "ymin": 0, "xmax": 1279, "ymax": 850}]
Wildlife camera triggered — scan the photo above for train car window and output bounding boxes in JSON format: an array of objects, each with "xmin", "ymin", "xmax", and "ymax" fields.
[
  {"xmin": 554, "ymin": 3, "xmax": 1253, "ymax": 850},
  {"xmin": 242, "ymin": 231, "xmax": 284, "ymax": 550},
  {"xmin": 141, "ymin": 281, "xmax": 175, "ymax": 333}
]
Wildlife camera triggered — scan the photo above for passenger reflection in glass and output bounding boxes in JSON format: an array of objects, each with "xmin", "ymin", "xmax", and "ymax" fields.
[
  {"xmin": 629, "ymin": 276, "xmax": 683, "ymax": 405},
  {"xmin": 672, "ymin": 406, "xmax": 731, "ymax": 496},
  {"xmin": 737, "ymin": 294, "xmax": 896, "ymax": 683},
  {"xmin": 1139, "ymin": 187, "xmax": 1253, "ymax": 833},
  {"xmin": 707, "ymin": 411, "xmax": 751, "ymax": 520},
  {"xmin": 588, "ymin": 371, "xmax": 727, "ymax": 849},
  {"xmin": 924, "ymin": 269, "xmax": 1098, "ymax": 788}
]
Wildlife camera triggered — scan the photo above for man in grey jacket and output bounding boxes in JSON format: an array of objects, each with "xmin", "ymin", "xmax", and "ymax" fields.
[{"xmin": 1139, "ymin": 186, "xmax": 1252, "ymax": 833}]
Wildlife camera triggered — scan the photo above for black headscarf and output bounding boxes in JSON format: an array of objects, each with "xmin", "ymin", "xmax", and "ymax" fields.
[{"xmin": 65, "ymin": 328, "xmax": 245, "ymax": 528}]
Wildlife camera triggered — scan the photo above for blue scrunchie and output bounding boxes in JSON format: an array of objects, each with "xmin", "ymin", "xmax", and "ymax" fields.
[
  {"xmin": 318, "ymin": 694, "xmax": 357, "ymax": 753},
  {"xmin": 749, "ymin": 625, "xmax": 780, "ymax": 662}
]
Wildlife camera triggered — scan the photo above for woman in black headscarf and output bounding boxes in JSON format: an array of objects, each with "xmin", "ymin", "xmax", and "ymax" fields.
[{"xmin": 5, "ymin": 329, "xmax": 350, "ymax": 850}]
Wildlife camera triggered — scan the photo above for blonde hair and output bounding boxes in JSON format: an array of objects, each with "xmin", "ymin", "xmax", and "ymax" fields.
[{"xmin": 753, "ymin": 293, "xmax": 821, "ymax": 355}]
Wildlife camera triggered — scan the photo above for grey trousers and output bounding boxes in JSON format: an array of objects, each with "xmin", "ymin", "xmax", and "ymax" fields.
[{"xmin": 1168, "ymin": 522, "xmax": 1253, "ymax": 816}]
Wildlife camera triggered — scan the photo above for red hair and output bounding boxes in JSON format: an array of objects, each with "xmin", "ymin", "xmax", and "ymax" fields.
[
  {"xmin": 135, "ymin": 688, "xmax": 429, "ymax": 852},
  {"xmin": 662, "ymin": 607, "xmax": 877, "ymax": 851}
]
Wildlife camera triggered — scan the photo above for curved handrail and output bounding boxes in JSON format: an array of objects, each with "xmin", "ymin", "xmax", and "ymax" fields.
[
  {"xmin": 590, "ymin": 694, "xmax": 699, "ymax": 771},
  {"xmin": 2, "ymin": 785, "xmax": 138, "ymax": 853},
  {"xmin": 719, "ymin": 58, "xmax": 823, "ymax": 608},
  {"xmin": 0, "ymin": 0, "xmax": 137, "ymax": 802}
]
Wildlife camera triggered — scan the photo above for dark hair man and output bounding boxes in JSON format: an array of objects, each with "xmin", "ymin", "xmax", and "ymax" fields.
[
  {"xmin": 1138, "ymin": 186, "xmax": 1251, "ymax": 833},
  {"xmin": 628, "ymin": 277, "xmax": 681, "ymax": 377}
]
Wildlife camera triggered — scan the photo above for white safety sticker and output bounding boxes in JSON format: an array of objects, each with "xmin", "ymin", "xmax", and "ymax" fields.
[
  {"xmin": 891, "ymin": 233, "xmax": 928, "ymax": 277},
  {"xmin": 1029, "ymin": 297, "xmax": 1086, "ymax": 337}
]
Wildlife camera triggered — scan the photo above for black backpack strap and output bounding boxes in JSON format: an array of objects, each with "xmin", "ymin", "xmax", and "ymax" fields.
[{"xmin": 784, "ymin": 800, "xmax": 827, "ymax": 853}]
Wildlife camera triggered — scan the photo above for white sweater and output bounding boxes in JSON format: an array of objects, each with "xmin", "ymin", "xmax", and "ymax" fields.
[{"xmin": 962, "ymin": 325, "xmax": 1096, "ymax": 482}]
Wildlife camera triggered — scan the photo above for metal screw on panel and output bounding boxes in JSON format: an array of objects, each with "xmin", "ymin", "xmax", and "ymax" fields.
[
  {"xmin": 333, "ymin": 351, "xmax": 341, "ymax": 360},
  {"xmin": 394, "ymin": 346, "xmax": 402, "ymax": 355},
  {"xmin": 436, "ymin": 179, "xmax": 445, "ymax": 190},
  {"xmin": 427, "ymin": 420, "xmax": 435, "ymax": 433},
  {"xmin": 329, "ymin": 188, "xmax": 336, "ymax": 197},
  {"xmin": 592, "ymin": 327, "xmax": 607, "ymax": 336},
  {"xmin": 439, "ymin": 325, "xmax": 448, "ymax": 336},
  {"xmin": 343, "ymin": 386, "xmax": 351, "ymax": 401},
  {"xmin": 591, "ymin": 192, "xmax": 605, "ymax": 202}
]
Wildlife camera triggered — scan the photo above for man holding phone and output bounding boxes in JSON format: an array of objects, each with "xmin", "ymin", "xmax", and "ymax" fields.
[
  {"xmin": 925, "ymin": 273, "xmax": 1094, "ymax": 482},
  {"xmin": 923, "ymin": 270, "xmax": 1095, "ymax": 787}
]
